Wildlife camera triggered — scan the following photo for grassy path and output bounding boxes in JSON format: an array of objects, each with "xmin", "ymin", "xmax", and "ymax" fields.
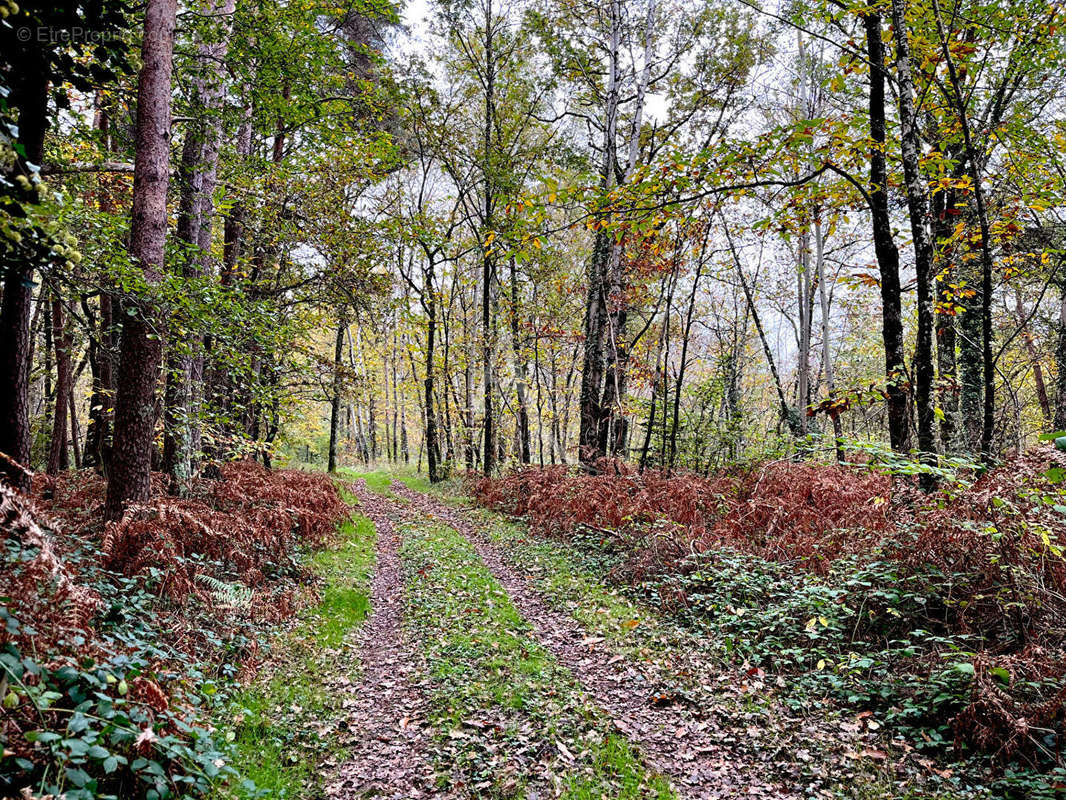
[
  {"xmin": 218, "ymin": 470, "xmax": 976, "ymax": 799},
  {"xmin": 221, "ymin": 502, "xmax": 375, "ymax": 797},
  {"xmin": 397, "ymin": 507, "xmax": 674, "ymax": 798},
  {"xmin": 325, "ymin": 480, "xmax": 441, "ymax": 798},
  {"xmin": 389, "ymin": 480, "xmax": 797, "ymax": 799}
]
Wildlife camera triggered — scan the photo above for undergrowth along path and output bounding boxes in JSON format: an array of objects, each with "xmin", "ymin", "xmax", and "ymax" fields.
[
  {"xmin": 388, "ymin": 481, "xmax": 798, "ymax": 800},
  {"xmin": 326, "ymin": 480, "xmax": 443, "ymax": 799}
]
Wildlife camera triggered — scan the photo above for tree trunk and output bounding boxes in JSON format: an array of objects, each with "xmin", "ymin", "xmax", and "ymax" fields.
[
  {"xmin": 328, "ymin": 313, "xmax": 345, "ymax": 473},
  {"xmin": 0, "ymin": 65, "xmax": 49, "ymax": 493},
  {"xmin": 425, "ymin": 283, "xmax": 442, "ymax": 481},
  {"xmin": 509, "ymin": 259, "xmax": 531, "ymax": 464},
  {"xmin": 162, "ymin": 0, "xmax": 237, "ymax": 492},
  {"xmin": 1055, "ymin": 279, "xmax": 1066, "ymax": 431},
  {"xmin": 83, "ymin": 292, "xmax": 115, "ymax": 469},
  {"xmin": 928, "ymin": 0, "xmax": 997, "ymax": 461},
  {"xmin": 796, "ymin": 230, "xmax": 812, "ymax": 435},
  {"xmin": 861, "ymin": 12, "xmax": 911, "ymax": 454},
  {"xmin": 105, "ymin": 0, "xmax": 178, "ymax": 521},
  {"xmin": 814, "ymin": 217, "xmax": 844, "ymax": 461},
  {"xmin": 1014, "ymin": 287, "xmax": 1051, "ymax": 422},
  {"xmin": 932, "ymin": 186, "xmax": 961, "ymax": 454},
  {"xmin": 890, "ymin": 0, "xmax": 938, "ymax": 485},
  {"xmin": 723, "ymin": 217, "xmax": 801, "ymax": 437},
  {"xmin": 578, "ymin": 2, "xmax": 621, "ymax": 469},
  {"xmin": 47, "ymin": 294, "xmax": 72, "ymax": 475},
  {"xmin": 669, "ymin": 259, "xmax": 704, "ymax": 469}
]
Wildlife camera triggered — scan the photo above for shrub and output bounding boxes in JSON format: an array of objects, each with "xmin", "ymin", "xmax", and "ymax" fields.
[{"xmin": 1, "ymin": 462, "xmax": 348, "ymax": 798}]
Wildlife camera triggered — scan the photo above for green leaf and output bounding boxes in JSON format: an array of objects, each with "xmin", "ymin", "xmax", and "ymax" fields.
[
  {"xmin": 66, "ymin": 766, "xmax": 92, "ymax": 787},
  {"xmin": 1037, "ymin": 430, "xmax": 1066, "ymax": 441}
]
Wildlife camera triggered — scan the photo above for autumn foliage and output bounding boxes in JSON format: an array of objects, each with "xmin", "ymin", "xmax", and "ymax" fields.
[
  {"xmin": 473, "ymin": 451, "xmax": 1066, "ymax": 764},
  {"xmin": 473, "ymin": 458, "xmax": 894, "ymax": 573},
  {"xmin": 4, "ymin": 461, "xmax": 347, "ymax": 659}
]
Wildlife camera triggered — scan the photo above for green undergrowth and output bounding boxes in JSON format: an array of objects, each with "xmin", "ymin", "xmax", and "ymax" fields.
[
  {"xmin": 402, "ymin": 478, "xmax": 992, "ymax": 800},
  {"xmin": 215, "ymin": 507, "xmax": 375, "ymax": 798},
  {"xmin": 399, "ymin": 518, "xmax": 674, "ymax": 799},
  {"xmin": 336, "ymin": 467, "xmax": 395, "ymax": 496}
]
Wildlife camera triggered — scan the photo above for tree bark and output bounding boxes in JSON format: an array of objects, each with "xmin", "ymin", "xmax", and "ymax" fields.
[
  {"xmin": 105, "ymin": 0, "xmax": 178, "ymax": 521},
  {"xmin": 669, "ymin": 259, "xmax": 704, "ymax": 469},
  {"xmin": 424, "ymin": 275, "xmax": 442, "ymax": 481},
  {"xmin": 0, "ymin": 63, "xmax": 49, "ymax": 493},
  {"xmin": 162, "ymin": 0, "xmax": 237, "ymax": 491},
  {"xmin": 47, "ymin": 294, "xmax": 72, "ymax": 475},
  {"xmin": 1055, "ymin": 278, "xmax": 1066, "ymax": 431},
  {"xmin": 862, "ymin": 11, "xmax": 911, "ymax": 454},
  {"xmin": 328, "ymin": 312, "xmax": 346, "ymax": 473},
  {"xmin": 890, "ymin": 0, "xmax": 938, "ymax": 485},
  {"xmin": 509, "ymin": 259, "xmax": 532, "ymax": 464},
  {"xmin": 814, "ymin": 217, "xmax": 844, "ymax": 461},
  {"xmin": 1013, "ymin": 287, "xmax": 1051, "ymax": 422},
  {"xmin": 578, "ymin": 0, "xmax": 622, "ymax": 469},
  {"xmin": 932, "ymin": 188, "xmax": 961, "ymax": 453},
  {"xmin": 928, "ymin": 0, "xmax": 997, "ymax": 460}
]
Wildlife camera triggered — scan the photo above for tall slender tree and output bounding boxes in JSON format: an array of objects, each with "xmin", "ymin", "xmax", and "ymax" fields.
[{"xmin": 105, "ymin": 0, "xmax": 179, "ymax": 520}]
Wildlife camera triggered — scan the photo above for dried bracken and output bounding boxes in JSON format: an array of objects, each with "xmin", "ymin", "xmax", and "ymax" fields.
[
  {"xmin": 0, "ymin": 482, "xmax": 102, "ymax": 652},
  {"xmin": 473, "ymin": 459, "xmax": 891, "ymax": 574},
  {"xmin": 473, "ymin": 450, "xmax": 1066, "ymax": 766},
  {"xmin": 1, "ymin": 461, "xmax": 348, "ymax": 797}
]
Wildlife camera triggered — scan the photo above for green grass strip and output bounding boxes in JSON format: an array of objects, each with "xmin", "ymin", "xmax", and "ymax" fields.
[
  {"xmin": 337, "ymin": 467, "xmax": 395, "ymax": 497},
  {"xmin": 400, "ymin": 518, "xmax": 674, "ymax": 799},
  {"xmin": 215, "ymin": 508, "xmax": 375, "ymax": 798}
]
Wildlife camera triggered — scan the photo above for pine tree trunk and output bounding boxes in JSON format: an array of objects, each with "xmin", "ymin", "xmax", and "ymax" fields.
[
  {"xmin": 105, "ymin": 0, "xmax": 178, "ymax": 521},
  {"xmin": 162, "ymin": 0, "xmax": 237, "ymax": 491},
  {"xmin": 0, "ymin": 66, "xmax": 49, "ymax": 493}
]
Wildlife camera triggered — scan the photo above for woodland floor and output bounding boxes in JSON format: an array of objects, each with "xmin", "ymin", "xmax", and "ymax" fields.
[{"xmin": 249, "ymin": 471, "xmax": 973, "ymax": 800}]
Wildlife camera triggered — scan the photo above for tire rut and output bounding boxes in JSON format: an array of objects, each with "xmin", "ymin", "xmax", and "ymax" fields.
[
  {"xmin": 326, "ymin": 480, "xmax": 450, "ymax": 799},
  {"xmin": 389, "ymin": 481, "xmax": 799, "ymax": 800}
]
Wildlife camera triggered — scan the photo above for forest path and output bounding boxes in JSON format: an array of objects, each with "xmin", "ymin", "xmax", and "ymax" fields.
[
  {"xmin": 325, "ymin": 480, "xmax": 447, "ymax": 799},
  {"xmin": 387, "ymin": 479, "xmax": 800, "ymax": 800}
]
